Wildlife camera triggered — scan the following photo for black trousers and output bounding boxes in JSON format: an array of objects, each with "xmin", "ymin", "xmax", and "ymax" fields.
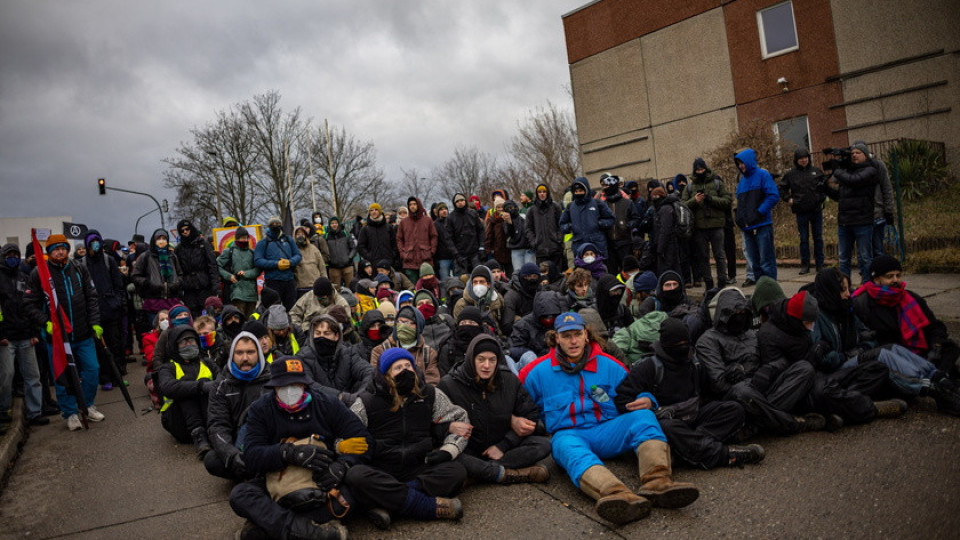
[
  {"xmin": 723, "ymin": 221, "xmax": 737, "ymax": 280},
  {"xmin": 728, "ymin": 361, "xmax": 815, "ymax": 435},
  {"xmin": 694, "ymin": 227, "xmax": 727, "ymax": 286},
  {"xmin": 95, "ymin": 318, "xmax": 126, "ymax": 382},
  {"xmin": 808, "ymin": 360, "xmax": 889, "ymax": 424},
  {"xmin": 265, "ymin": 279, "xmax": 298, "ymax": 312},
  {"xmin": 457, "ymin": 435, "xmax": 552, "ymax": 482},
  {"xmin": 182, "ymin": 289, "xmax": 210, "ymax": 318},
  {"xmin": 160, "ymin": 395, "xmax": 208, "ymax": 443},
  {"xmin": 659, "ymin": 400, "xmax": 744, "ymax": 469},
  {"xmin": 344, "ymin": 461, "xmax": 466, "ymax": 513},
  {"xmin": 230, "ymin": 477, "xmax": 356, "ymax": 539}
]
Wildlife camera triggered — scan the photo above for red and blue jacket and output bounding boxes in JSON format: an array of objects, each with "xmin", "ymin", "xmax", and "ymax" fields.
[{"xmin": 519, "ymin": 342, "xmax": 658, "ymax": 434}]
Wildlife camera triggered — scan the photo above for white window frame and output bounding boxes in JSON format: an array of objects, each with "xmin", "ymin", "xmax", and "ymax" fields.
[
  {"xmin": 773, "ymin": 115, "xmax": 812, "ymax": 154},
  {"xmin": 757, "ymin": 1, "xmax": 799, "ymax": 59}
]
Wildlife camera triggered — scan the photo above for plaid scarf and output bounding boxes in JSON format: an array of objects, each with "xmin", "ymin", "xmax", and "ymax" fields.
[
  {"xmin": 157, "ymin": 247, "xmax": 174, "ymax": 282},
  {"xmin": 853, "ymin": 281, "xmax": 929, "ymax": 353}
]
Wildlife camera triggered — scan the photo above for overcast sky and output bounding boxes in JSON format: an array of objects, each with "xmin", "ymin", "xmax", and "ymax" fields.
[{"xmin": 0, "ymin": 0, "xmax": 586, "ymax": 242}]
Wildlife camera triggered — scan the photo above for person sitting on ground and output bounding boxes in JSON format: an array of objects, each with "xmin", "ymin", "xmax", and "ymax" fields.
[
  {"xmin": 439, "ymin": 334, "xmax": 551, "ymax": 484},
  {"xmin": 202, "ymin": 296, "xmax": 224, "ymax": 324},
  {"xmin": 437, "ymin": 307, "xmax": 491, "ymax": 376},
  {"xmin": 194, "ymin": 315, "xmax": 223, "ymax": 368},
  {"xmin": 501, "ymin": 262, "xmax": 542, "ymax": 335},
  {"xmin": 296, "ymin": 314, "xmax": 373, "ymax": 400},
  {"xmin": 507, "ymin": 290, "xmax": 567, "ymax": 374},
  {"xmin": 633, "ymin": 270, "xmax": 705, "ymax": 340},
  {"xmin": 228, "ymin": 357, "xmax": 373, "ymax": 540},
  {"xmin": 370, "ymin": 305, "xmax": 442, "ymax": 386},
  {"xmin": 625, "ymin": 270, "xmax": 658, "ymax": 320},
  {"xmin": 611, "ymin": 311, "xmax": 669, "ymax": 366},
  {"xmin": 565, "ymin": 268, "xmax": 597, "ymax": 312},
  {"xmin": 373, "ymin": 273, "xmax": 398, "ymax": 307},
  {"xmin": 157, "ymin": 324, "xmax": 219, "ymax": 457},
  {"xmin": 346, "ymin": 348, "xmax": 469, "ymax": 525},
  {"xmin": 395, "ymin": 290, "xmax": 415, "ymax": 310},
  {"xmin": 414, "ymin": 289, "xmax": 454, "ymax": 353},
  {"xmin": 263, "ymin": 305, "xmax": 306, "ymax": 361},
  {"xmin": 595, "ymin": 274, "xmax": 630, "ymax": 334},
  {"xmin": 415, "ymin": 263, "xmax": 442, "ymax": 301},
  {"xmin": 519, "ymin": 312, "xmax": 699, "ymax": 525},
  {"xmin": 615, "ymin": 318, "xmax": 762, "ymax": 470},
  {"xmin": 353, "ymin": 310, "xmax": 390, "ymax": 366},
  {"xmin": 375, "ymin": 259, "xmax": 414, "ymax": 292},
  {"xmin": 453, "ymin": 265, "xmax": 504, "ymax": 333},
  {"xmin": 538, "ymin": 260, "xmax": 566, "ymax": 292},
  {"xmin": 750, "ymin": 276, "xmax": 785, "ymax": 325},
  {"xmin": 205, "ymin": 331, "xmax": 270, "ymax": 481},
  {"xmin": 142, "ymin": 309, "xmax": 169, "ymax": 411},
  {"xmin": 573, "ymin": 243, "xmax": 608, "ymax": 281},
  {"xmin": 217, "ymin": 305, "xmax": 247, "ymax": 365},
  {"xmin": 289, "ymin": 277, "xmax": 349, "ymax": 333},
  {"xmin": 150, "ymin": 304, "xmax": 194, "ymax": 373}
]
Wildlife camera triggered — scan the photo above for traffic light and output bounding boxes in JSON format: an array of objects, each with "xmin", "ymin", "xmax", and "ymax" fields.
[{"xmin": 98, "ymin": 178, "xmax": 106, "ymax": 195}]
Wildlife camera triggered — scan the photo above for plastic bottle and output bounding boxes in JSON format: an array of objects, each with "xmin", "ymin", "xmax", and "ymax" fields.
[{"xmin": 590, "ymin": 385, "xmax": 610, "ymax": 403}]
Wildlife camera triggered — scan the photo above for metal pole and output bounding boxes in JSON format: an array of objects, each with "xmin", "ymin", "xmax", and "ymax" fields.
[
  {"xmin": 892, "ymin": 149, "xmax": 907, "ymax": 262},
  {"xmin": 104, "ymin": 186, "xmax": 166, "ymax": 231},
  {"xmin": 134, "ymin": 207, "xmax": 160, "ymax": 236}
]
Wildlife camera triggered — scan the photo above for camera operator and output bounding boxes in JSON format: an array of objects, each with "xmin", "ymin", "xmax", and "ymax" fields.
[
  {"xmin": 852, "ymin": 140, "xmax": 896, "ymax": 258},
  {"xmin": 821, "ymin": 142, "xmax": 878, "ymax": 284},
  {"xmin": 779, "ymin": 149, "xmax": 826, "ymax": 275}
]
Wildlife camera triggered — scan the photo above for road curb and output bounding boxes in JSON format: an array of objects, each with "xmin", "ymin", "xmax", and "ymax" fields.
[{"xmin": 0, "ymin": 397, "xmax": 26, "ymax": 482}]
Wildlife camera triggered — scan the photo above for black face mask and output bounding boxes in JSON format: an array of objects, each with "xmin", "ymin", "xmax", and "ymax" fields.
[
  {"xmin": 393, "ymin": 369, "xmax": 417, "ymax": 396},
  {"xmin": 313, "ymin": 337, "xmax": 338, "ymax": 357},
  {"xmin": 224, "ymin": 320, "xmax": 243, "ymax": 336},
  {"xmin": 662, "ymin": 345, "xmax": 691, "ymax": 364},
  {"xmin": 456, "ymin": 325, "xmax": 482, "ymax": 343},
  {"xmin": 660, "ymin": 287, "xmax": 683, "ymax": 306},
  {"xmin": 521, "ymin": 278, "xmax": 539, "ymax": 293},
  {"xmin": 573, "ymin": 191, "xmax": 586, "ymax": 201},
  {"xmin": 725, "ymin": 312, "xmax": 752, "ymax": 335},
  {"xmin": 269, "ymin": 225, "xmax": 283, "ymax": 236}
]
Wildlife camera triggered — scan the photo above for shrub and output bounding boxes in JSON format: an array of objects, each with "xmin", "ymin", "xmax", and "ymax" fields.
[{"xmin": 883, "ymin": 139, "xmax": 950, "ymax": 201}]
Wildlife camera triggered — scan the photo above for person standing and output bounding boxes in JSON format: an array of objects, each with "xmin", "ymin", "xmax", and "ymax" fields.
[
  {"xmin": 432, "ymin": 203, "xmax": 458, "ymax": 281},
  {"xmin": 174, "ymin": 220, "xmax": 219, "ymax": 317},
  {"xmin": 396, "ymin": 197, "xmax": 437, "ymax": 286},
  {"xmin": 216, "ymin": 227, "xmax": 260, "ymax": 318},
  {"xmin": 779, "ymin": 149, "xmax": 826, "ymax": 275},
  {"xmin": 324, "ymin": 217, "xmax": 357, "ymax": 288},
  {"xmin": 447, "ymin": 193, "xmax": 486, "ymax": 276},
  {"xmin": 254, "ymin": 216, "xmax": 302, "ymax": 312},
  {"xmin": 734, "ymin": 148, "xmax": 780, "ymax": 280},
  {"xmin": 132, "ymin": 229, "xmax": 184, "ymax": 325},
  {"xmin": 560, "ymin": 177, "xmax": 615, "ymax": 260},
  {"xmin": 292, "ymin": 225, "xmax": 327, "ymax": 296},
  {"xmin": 823, "ymin": 143, "xmax": 879, "ymax": 284},
  {"xmin": 682, "ymin": 158, "xmax": 731, "ymax": 288},
  {"xmin": 524, "ymin": 184, "xmax": 564, "ymax": 270},
  {"xmin": 82, "ymin": 230, "xmax": 128, "ymax": 387},
  {"xmin": 357, "ymin": 203, "xmax": 398, "ymax": 272},
  {"xmin": 23, "ymin": 234, "xmax": 105, "ymax": 431}
]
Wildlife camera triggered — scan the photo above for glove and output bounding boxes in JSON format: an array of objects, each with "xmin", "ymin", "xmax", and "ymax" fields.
[
  {"xmin": 884, "ymin": 213, "xmax": 895, "ymax": 226},
  {"xmin": 317, "ymin": 460, "xmax": 349, "ymax": 491},
  {"xmin": 277, "ymin": 259, "xmax": 291, "ymax": 271},
  {"xmin": 811, "ymin": 340, "xmax": 831, "ymax": 361},
  {"xmin": 92, "ymin": 324, "xmax": 104, "ymax": 340},
  {"xmin": 199, "ymin": 380, "xmax": 215, "ymax": 394},
  {"xmin": 227, "ymin": 452, "xmax": 247, "ymax": 477},
  {"xmin": 280, "ymin": 442, "xmax": 334, "ymax": 472},
  {"xmin": 45, "ymin": 321, "xmax": 53, "ymax": 335},
  {"xmin": 723, "ymin": 364, "xmax": 747, "ymax": 385},
  {"xmin": 424, "ymin": 449, "xmax": 452, "ymax": 465},
  {"xmin": 336, "ymin": 437, "xmax": 368, "ymax": 455}
]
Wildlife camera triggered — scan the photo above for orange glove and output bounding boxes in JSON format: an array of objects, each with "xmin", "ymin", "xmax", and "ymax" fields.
[{"xmin": 277, "ymin": 259, "xmax": 291, "ymax": 271}]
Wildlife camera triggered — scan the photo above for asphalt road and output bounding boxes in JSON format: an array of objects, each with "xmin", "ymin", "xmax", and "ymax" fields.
[{"xmin": 2, "ymin": 268, "xmax": 959, "ymax": 539}]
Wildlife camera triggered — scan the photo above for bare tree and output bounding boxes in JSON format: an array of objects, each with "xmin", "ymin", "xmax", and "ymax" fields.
[
  {"xmin": 397, "ymin": 168, "xmax": 438, "ymax": 206},
  {"xmin": 508, "ymin": 101, "xmax": 581, "ymax": 196},
  {"xmin": 307, "ymin": 121, "xmax": 388, "ymax": 221},
  {"xmin": 433, "ymin": 146, "xmax": 499, "ymax": 203}
]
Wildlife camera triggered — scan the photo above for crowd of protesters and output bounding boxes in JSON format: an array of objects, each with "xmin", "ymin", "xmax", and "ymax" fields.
[{"xmin": 2, "ymin": 145, "xmax": 959, "ymax": 540}]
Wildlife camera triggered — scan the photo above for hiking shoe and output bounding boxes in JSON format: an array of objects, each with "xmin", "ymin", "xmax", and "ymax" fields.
[
  {"xmin": 825, "ymin": 413, "xmax": 844, "ymax": 432},
  {"xmin": 366, "ymin": 508, "xmax": 391, "ymax": 530},
  {"xmin": 874, "ymin": 399, "xmax": 908, "ymax": 418},
  {"xmin": 794, "ymin": 413, "xmax": 826, "ymax": 432},
  {"xmin": 501, "ymin": 465, "xmax": 551, "ymax": 484},
  {"xmin": 86, "ymin": 405, "xmax": 106, "ymax": 422},
  {"xmin": 741, "ymin": 279, "xmax": 757, "ymax": 287},
  {"xmin": 435, "ymin": 497, "xmax": 463, "ymax": 520},
  {"xmin": 101, "ymin": 383, "xmax": 114, "ymax": 391},
  {"xmin": 28, "ymin": 416, "xmax": 51, "ymax": 426},
  {"xmin": 66, "ymin": 414, "xmax": 83, "ymax": 431},
  {"xmin": 727, "ymin": 444, "xmax": 765, "ymax": 467},
  {"xmin": 41, "ymin": 403, "xmax": 61, "ymax": 416},
  {"xmin": 286, "ymin": 516, "xmax": 347, "ymax": 540}
]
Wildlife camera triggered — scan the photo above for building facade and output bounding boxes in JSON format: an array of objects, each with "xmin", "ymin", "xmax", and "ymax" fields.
[{"xmin": 562, "ymin": 0, "xmax": 959, "ymax": 183}]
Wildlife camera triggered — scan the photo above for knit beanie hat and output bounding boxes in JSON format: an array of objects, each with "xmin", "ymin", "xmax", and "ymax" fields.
[
  {"xmin": 851, "ymin": 142, "xmax": 870, "ymax": 157},
  {"xmin": 454, "ymin": 193, "xmax": 467, "ymax": 204},
  {"xmin": 750, "ymin": 276, "xmax": 786, "ymax": 315},
  {"xmin": 621, "ymin": 255, "xmax": 640, "ymax": 273},
  {"xmin": 659, "ymin": 317, "xmax": 691, "ymax": 346},
  {"xmin": 870, "ymin": 255, "xmax": 902, "ymax": 279},
  {"xmin": 45, "ymin": 234, "xmax": 70, "ymax": 252},
  {"xmin": 420, "ymin": 262, "xmax": 435, "ymax": 278},
  {"xmin": 266, "ymin": 304, "xmax": 290, "ymax": 330},
  {"xmin": 651, "ymin": 187, "xmax": 667, "ymax": 198},
  {"xmin": 786, "ymin": 291, "xmax": 819, "ymax": 322},
  {"xmin": 633, "ymin": 271, "xmax": 658, "ymax": 293},
  {"xmin": 523, "ymin": 190, "xmax": 534, "ymax": 200},
  {"xmin": 369, "ymin": 202, "xmax": 382, "ymax": 212},
  {"xmin": 204, "ymin": 296, "xmax": 223, "ymax": 311},
  {"xmin": 259, "ymin": 287, "xmax": 281, "ymax": 308},
  {"xmin": 379, "ymin": 347, "xmax": 415, "ymax": 374},
  {"xmin": 472, "ymin": 337, "xmax": 501, "ymax": 359},
  {"xmin": 242, "ymin": 320, "xmax": 268, "ymax": 339},
  {"xmin": 518, "ymin": 262, "xmax": 541, "ymax": 278},
  {"xmin": 458, "ymin": 306, "xmax": 484, "ymax": 326},
  {"xmin": 314, "ymin": 277, "xmax": 333, "ymax": 298}
]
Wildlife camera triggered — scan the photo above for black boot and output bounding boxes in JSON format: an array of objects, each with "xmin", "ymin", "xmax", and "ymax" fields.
[
  {"xmin": 727, "ymin": 444, "xmax": 766, "ymax": 467},
  {"xmin": 928, "ymin": 378, "xmax": 960, "ymax": 416},
  {"xmin": 793, "ymin": 413, "xmax": 827, "ymax": 432},
  {"xmin": 285, "ymin": 516, "xmax": 347, "ymax": 540},
  {"xmin": 190, "ymin": 427, "xmax": 212, "ymax": 458},
  {"xmin": 798, "ymin": 263, "xmax": 810, "ymax": 275}
]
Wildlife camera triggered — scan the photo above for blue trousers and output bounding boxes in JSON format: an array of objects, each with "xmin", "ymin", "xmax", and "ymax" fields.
[
  {"xmin": 46, "ymin": 337, "xmax": 99, "ymax": 418},
  {"xmin": 741, "ymin": 225, "xmax": 777, "ymax": 280},
  {"xmin": 436, "ymin": 259, "xmax": 454, "ymax": 281},
  {"xmin": 551, "ymin": 409, "xmax": 665, "ymax": 487},
  {"xmin": 838, "ymin": 224, "xmax": 873, "ymax": 283},
  {"xmin": 0, "ymin": 339, "xmax": 43, "ymax": 419}
]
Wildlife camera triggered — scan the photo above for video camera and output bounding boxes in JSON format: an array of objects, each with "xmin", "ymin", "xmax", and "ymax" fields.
[{"xmin": 821, "ymin": 147, "xmax": 852, "ymax": 171}]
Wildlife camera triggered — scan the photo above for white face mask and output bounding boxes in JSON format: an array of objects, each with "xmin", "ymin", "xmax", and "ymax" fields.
[
  {"xmin": 473, "ymin": 284, "xmax": 489, "ymax": 298},
  {"xmin": 583, "ymin": 256, "xmax": 596, "ymax": 265},
  {"xmin": 276, "ymin": 385, "xmax": 305, "ymax": 406},
  {"xmin": 159, "ymin": 319, "xmax": 170, "ymax": 331},
  {"xmin": 314, "ymin": 217, "xmax": 323, "ymax": 224}
]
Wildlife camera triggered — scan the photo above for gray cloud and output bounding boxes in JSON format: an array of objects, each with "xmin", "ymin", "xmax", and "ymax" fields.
[{"xmin": 0, "ymin": 0, "xmax": 584, "ymax": 241}]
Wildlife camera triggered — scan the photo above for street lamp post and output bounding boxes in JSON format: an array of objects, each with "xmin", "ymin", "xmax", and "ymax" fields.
[{"xmin": 97, "ymin": 180, "xmax": 167, "ymax": 231}]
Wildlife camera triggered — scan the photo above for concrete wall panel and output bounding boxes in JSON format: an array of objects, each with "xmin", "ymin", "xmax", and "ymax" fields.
[
  {"xmin": 570, "ymin": 39, "xmax": 650, "ymax": 145},
  {"xmin": 650, "ymin": 108, "xmax": 739, "ymax": 179}
]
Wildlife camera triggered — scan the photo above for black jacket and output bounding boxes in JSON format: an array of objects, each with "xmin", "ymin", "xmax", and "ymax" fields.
[
  {"xmin": 524, "ymin": 190, "xmax": 563, "ymax": 259},
  {"xmin": 24, "ymin": 258, "xmax": 100, "ymax": 343},
  {"xmin": 357, "ymin": 217, "xmax": 398, "ymax": 267},
  {"xmin": 297, "ymin": 337, "xmax": 374, "ymax": 395},
  {"xmin": 507, "ymin": 290, "xmax": 566, "ymax": 360},
  {"xmin": 82, "ymin": 250, "xmax": 125, "ymax": 322},
  {"xmin": 501, "ymin": 275, "xmax": 538, "ymax": 335},
  {"xmin": 133, "ymin": 230, "xmax": 184, "ymax": 300},
  {"xmin": 852, "ymin": 288, "xmax": 949, "ymax": 352},
  {"xmin": 825, "ymin": 161, "xmax": 879, "ymax": 227},
  {"xmin": 753, "ymin": 299, "xmax": 815, "ymax": 393},
  {"xmin": 779, "ymin": 149, "xmax": 825, "ymax": 214},
  {"xmin": 434, "ymin": 216, "xmax": 459, "ymax": 260},
  {"xmin": 357, "ymin": 379, "xmax": 440, "ymax": 478},
  {"xmin": 0, "ymin": 244, "xmax": 34, "ymax": 341},
  {"xmin": 157, "ymin": 326, "xmax": 219, "ymax": 400},
  {"xmin": 207, "ymin": 333, "xmax": 271, "ymax": 464},
  {"xmin": 438, "ymin": 335, "xmax": 540, "ymax": 456},
  {"xmin": 446, "ymin": 205, "xmax": 485, "ymax": 257},
  {"xmin": 174, "ymin": 225, "xmax": 219, "ymax": 297},
  {"xmin": 614, "ymin": 343, "xmax": 698, "ymax": 413}
]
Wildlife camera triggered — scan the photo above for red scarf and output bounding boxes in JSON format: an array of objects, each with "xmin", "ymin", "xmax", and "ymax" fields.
[{"xmin": 853, "ymin": 281, "xmax": 929, "ymax": 353}]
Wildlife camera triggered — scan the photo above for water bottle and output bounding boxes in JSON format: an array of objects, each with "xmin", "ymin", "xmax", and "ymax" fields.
[{"xmin": 590, "ymin": 385, "xmax": 610, "ymax": 403}]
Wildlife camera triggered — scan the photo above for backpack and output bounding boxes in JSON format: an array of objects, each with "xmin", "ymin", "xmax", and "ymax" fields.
[
  {"xmin": 638, "ymin": 353, "xmax": 701, "ymax": 422},
  {"xmin": 672, "ymin": 201, "xmax": 694, "ymax": 240}
]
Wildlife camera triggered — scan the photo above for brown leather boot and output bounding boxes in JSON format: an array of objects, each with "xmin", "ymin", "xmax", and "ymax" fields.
[
  {"xmin": 579, "ymin": 465, "xmax": 651, "ymax": 524},
  {"xmin": 501, "ymin": 465, "xmax": 550, "ymax": 484},
  {"xmin": 635, "ymin": 440, "xmax": 699, "ymax": 509},
  {"xmin": 435, "ymin": 497, "xmax": 463, "ymax": 520}
]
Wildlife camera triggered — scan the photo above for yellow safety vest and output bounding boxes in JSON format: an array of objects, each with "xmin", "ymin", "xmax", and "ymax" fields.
[
  {"xmin": 160, "ymin": 360, "xmax": 214, "ymax": 412},
  {"xmin": 265, "ymin": 333, "xmax": 300, "ymax": 364}
]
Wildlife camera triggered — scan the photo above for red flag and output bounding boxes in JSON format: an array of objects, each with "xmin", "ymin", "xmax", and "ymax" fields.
[{"xmin": 31, "ymin": 229, "xmax": 87, "ymax": 422}]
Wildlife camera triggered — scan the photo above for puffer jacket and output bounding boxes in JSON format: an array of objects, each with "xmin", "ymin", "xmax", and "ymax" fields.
[
  {"xmin": 132, "ymin": 229, "xmax": 183, "ymax": 302},
  {"xmin": 734, "ymin": 148, "xmax": 780, "ymax": 231},
  {"xmin": 559, "ymin": 178, "xmax": 615, "ymax": 258},
  {"xmin": 0, "ymin": 244, "xmax": 34, "ymax": 341},
  {"xmin": 357, "ymin": 216, "xmax": 397, "ymax": 267},
  {"xmin": 174, "ymin": 221, "xmax": 219, "ymax": 296},
  {"xmin": 827, "ymin": 160, "xmax": 879, "ymax": 227},
  {"xmin": 396, "ymin": 197, "xmax": 437, "ymax": 270},
  {"xmin": 779, "ymin": 149, "xmax": 825, "ymax": 214},
  {"xmin": 297, "ymin": 324, "xmax": 373, "ymax": 395},
  {"xmin": 484, "ymin": 214, "xmax": 511, "ymax": 266},
  {"xmin": 253, "ymin": 228, "xmax": 302, "ymax": 281},
  {"xmin": 434, "ymin": 216, "xmax": 459, "ymax": 260},
  {"xmin": 611, "ymin": 311, "xmax": 669, "ymax": 365},
  {"xmin": 24, "ymin": 255, "xmax": 100, "ymax": 343},
  {"xmin": 446, "ymin": 198, "xmax": 485, "ymax": 258},
  {"xmin": 438, "ymin": 334, "xmax": 541, "ymax": 456},
  {"xmin": 501, "ymin": 274, "xmax": 539, "ymax": 335},
  {"xmin": 82, "ymin": 230, "xmax": 126, "ymax": 322},
  {"xmin": 695, "ymin": 288, "xmax": 761, "ymax": 399},
  {"xmin": 507, "ymin": 290, "xmax": 567, "ymax": 360},
  {"xmin": 524, "ymin": 185, "xmax": 563, "ymax": 259},
  {"xmin": 325, "ymin": 220, "xmax": 357, "ymax": 268},
  {"xmin": 752, "ymin": 298, "xmax": 816, "ymax": 393}
]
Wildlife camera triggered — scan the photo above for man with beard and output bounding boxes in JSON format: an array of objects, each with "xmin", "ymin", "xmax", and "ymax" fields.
[{"xmin": 174, "ymin": 220, "xmax": 219, "ymax": 317}]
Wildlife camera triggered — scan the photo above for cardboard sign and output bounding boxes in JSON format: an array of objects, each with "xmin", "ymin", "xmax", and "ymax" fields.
[{"xmin": 212, "ymin": 225, "xmax": 262, "ymax": 253}]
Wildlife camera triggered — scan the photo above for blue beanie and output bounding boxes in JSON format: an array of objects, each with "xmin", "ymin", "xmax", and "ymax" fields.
[
  {"xmin": 633, "ymin": 271, "xmax": 658, "ymax": 293},
  {"xmin": 379, "ymin": 347, "xmax": 415, "ymax": 374},
  {"xmin": 169, "ymin": 305, "xmax": 193, "ymax": 326},
  {"xmin": 518, "ymin": 262, "xmax": 541, "ymax": 278}
]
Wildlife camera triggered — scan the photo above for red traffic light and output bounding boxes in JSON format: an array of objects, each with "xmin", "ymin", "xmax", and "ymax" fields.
[{"xmin": 98, "ymin": 178, "xmax": 106, "ymax": 195}]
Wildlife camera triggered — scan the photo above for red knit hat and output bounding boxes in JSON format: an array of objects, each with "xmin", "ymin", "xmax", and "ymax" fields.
[{"xmin": 786, "ymin": 291, "xmax": 819, "ymax": 322}]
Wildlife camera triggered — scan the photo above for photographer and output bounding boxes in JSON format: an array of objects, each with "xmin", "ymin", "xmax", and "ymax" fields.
[
  {"xmin": 821, "ymin": 143, "xmax": 878, "ymax": 284},
  {"xmin": 779, "ymin": 149, "xmax": 826, "ymax": 275}
]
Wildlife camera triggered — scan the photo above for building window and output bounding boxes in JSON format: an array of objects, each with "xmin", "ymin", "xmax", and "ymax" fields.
[
  {"xmin": 757, "ymin": 1, "xmax": 798, "ymax": 59},
  {"xmin": 774, "ymin": 115, "xmax": 810, "ymax": 151}
]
